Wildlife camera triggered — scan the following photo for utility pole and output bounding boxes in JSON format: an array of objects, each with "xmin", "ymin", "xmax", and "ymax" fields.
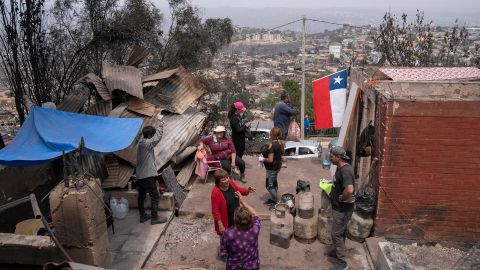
[{"xmin": 301, "ymin": 15, "xmax": 306, "ymax": 140}]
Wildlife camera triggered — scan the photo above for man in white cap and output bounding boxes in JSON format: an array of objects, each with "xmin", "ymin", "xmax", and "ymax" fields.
[
  {"xmin": 326, "ymin": 146, "xmax": 354, "ymax": 270},
  {"xmin": 201, "ymin": 125, "xmax": 247, "ymax": 182}
]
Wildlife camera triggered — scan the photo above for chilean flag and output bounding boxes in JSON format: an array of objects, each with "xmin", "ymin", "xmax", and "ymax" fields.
[{"xmin": 312, "ymin": 70, "xmax": 347, "ymax": 129}]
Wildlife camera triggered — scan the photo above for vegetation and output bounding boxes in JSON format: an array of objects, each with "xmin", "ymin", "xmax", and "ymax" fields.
[{"xmin": 0, "ymin": 0, "xmax": 234, "ymax": 123}]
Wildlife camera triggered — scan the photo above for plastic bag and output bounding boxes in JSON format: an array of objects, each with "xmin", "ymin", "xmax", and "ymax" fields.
[
  {"xmin": 110, "ymin": 197, "xmax": 129, "ymax": 220},
  {"xmin": 286, "ymin": 120, "xmax": 301, "ymax": 142},
  {"xmin": 355, "ymin": 185, "xmax": 377, "ymax": 214}
]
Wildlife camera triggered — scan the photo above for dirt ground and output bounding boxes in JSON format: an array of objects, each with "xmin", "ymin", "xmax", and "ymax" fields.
[
  {"xmin": 145, "ymin": 156, "xmax": 372, "ymax": 270},
  {"xmin": 144, "ymin": 216, "xmax": 371, "ymax": 270}
]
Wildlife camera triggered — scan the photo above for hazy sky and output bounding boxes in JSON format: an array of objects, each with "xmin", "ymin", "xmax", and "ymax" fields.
[{"xmin": 186, "ymin": 0, "xmax": 480, "ymax": 10}]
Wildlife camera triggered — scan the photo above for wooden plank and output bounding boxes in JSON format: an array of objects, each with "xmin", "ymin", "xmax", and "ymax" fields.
[
  {"xmin": 161, "ymin": 165, "xmax": 186, "ymax": 206},
  {"xmin": 176, "ymin": 158, "xmax": 196, "ymax": 187},
  {"xmin": 330, "ymin": 83, "xmax": 360, "ymax": 178}
]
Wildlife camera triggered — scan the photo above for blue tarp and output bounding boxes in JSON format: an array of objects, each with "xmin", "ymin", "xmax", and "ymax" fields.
[{"xmin": 0, "ymin": 106, "xmax": 143, "ymax": 166}]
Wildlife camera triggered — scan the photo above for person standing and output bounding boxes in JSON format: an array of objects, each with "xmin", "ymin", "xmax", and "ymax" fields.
[
  {"xmin": 136, "ymin": 125, "xmax": 167, "ymax": 225},
  {"xmin": 211, "ymin": 169, "xmax": 255, "ymax": 257},
  {"xmin": 220, "ymin": 191, "xmax": 261, "ymax": 270},
  {"xmin": 273, "ymin": 92, "xmax": 297, "ymax": 138},
  {"xmin": 228, "ymin": 101, "xmax": 251, "ymax": 159},
  {"xmin": 259, "ymin": 127, "xmax": 284, "ymax": 205},
  {"xmin": 304, "ymin": 114, "xmax": 311, "ymax": 137},
  {"xmin": 327, "ymin": 146, "xmax": 355, "ymax": 269}
]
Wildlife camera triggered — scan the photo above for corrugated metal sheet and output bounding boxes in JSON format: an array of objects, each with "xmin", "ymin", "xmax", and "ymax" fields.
[
  {"xmin": 143, "ymin": 68, "xmax": 179, "ymax": 83},
  {"xmin": 80, "ymin": 73, "xmax": 111, "ymax": 101},
  {"xmin": 154, "ymin": 110, "xmax": 206, "ymax": 170},
  {"xmin": 109, "ymin": 103, "xmax": 128, "ymax": 118},
  {"xmin": 143, "ymin": 67, "xmax": 205, "ymax": 114},
  {"xmin": 126, "ymin": 43, "xmax": 150, "ymax": 67},
  {"xmin": 176, "ymin": 157, "xmax": 196, "ymax": 187},
  {"xmin": 57, "ymin": 85, "xmax": 90, "ymax": 112},
  {"xmin": 113, "ymin": 108, "xmax": 159, "ymax": 166},
  {"xmin": 81, "ymin": 154, "xmax": 108, "ymax": 180},
  {"xmin": 102, "ymin": 62, "xmax": 143, "ymax": 99},
  {"xmin": 127, "ymin": 96, "xmax": 155, "ymax": 117},
  {"xmin": 102, "ymin": 155, "xmax": 135, "ymax": 188},
  {"xmin": 85, "ymin": 100, "xmax": 112, "ymax": 116}
]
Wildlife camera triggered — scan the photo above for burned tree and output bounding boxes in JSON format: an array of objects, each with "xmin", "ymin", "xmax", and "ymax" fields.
[{"xmin": 372, "ymin": 10, "xmax": 471, "ymax": 67}]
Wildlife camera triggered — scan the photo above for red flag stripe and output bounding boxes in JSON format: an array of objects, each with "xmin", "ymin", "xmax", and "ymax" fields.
[{"xmin": 312, "ymin": 77, "xmax": 333, "ymax": 129}]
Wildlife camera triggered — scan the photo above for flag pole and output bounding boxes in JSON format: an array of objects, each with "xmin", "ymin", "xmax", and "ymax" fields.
[{"xmin": 301, "ymin": 15, "xmax": 306, "ymax": 140}]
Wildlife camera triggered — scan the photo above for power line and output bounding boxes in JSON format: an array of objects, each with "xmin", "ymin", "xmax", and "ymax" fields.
[
  {"xmin": 241, "ymin": 18, "xmax": 303, "ymax": 40},
  {"xmin": 307, "ymin": 18, "xmax": 372, "ymax": 30}
]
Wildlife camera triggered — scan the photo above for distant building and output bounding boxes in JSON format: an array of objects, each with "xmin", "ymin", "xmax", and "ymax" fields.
[{"xmin": 329, "ymin": 43, "xmax": 342, "ymax": 59}]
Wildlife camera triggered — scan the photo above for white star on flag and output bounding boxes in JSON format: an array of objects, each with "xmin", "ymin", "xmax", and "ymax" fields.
[{"xmin": 333, "ymin": 75, "xmax": 343, "ymax": 84}]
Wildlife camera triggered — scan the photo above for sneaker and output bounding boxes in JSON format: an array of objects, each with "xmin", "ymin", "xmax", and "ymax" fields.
[
  {"xmin": 232, "ymin": 167, "xmax": 240, "ymax": 175},
  {"xmin": 240, "ymin": 173, "xmax": 247, "ymax": 183},
  {"xmin": 139, "ymin": 213, "xmax": 151, "ymax": 223},
  {"xmin": 325, "ymin": 249, "xmax": 338, "ymax": 259},
  {"xmin": 151, "ymin": 216, "xmax": 168, "ymax": 225},
  {"xmin": 264, "ymin": 199, "xmax": 276, "ymax": 205}
]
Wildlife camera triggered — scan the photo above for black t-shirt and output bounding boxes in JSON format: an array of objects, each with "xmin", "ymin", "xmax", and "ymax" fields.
[
  {"xmin": 264, "ymin": 141, "xmax": 283, "ymax": 171},
  {"xmin": 221, "ymin": 185, "xmax": 239, "ymax": 227},
  {"xmin": 331, "ymin": 163, "xmax": 355, "ymax": 212}
]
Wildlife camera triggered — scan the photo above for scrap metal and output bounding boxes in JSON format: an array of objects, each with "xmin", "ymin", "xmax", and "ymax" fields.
[{"xmin": 102, "ymin": 62, "xmax": 143, "ymax": 99}]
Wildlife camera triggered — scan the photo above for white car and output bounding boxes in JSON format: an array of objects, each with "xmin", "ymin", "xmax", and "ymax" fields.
[{"xmin": 284, "ymin": 140, "xmax": 322, "ymax": 159}]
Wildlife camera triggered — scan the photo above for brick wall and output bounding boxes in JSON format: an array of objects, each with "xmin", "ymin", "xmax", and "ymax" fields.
[{"xmin": 373, "ymin": 99, "xmax": 480, "ymax": 243}]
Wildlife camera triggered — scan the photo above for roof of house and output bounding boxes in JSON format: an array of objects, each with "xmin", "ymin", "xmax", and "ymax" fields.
[{"xmin": 380, "ymin": 67, "xmax": 480, "ymax": 81}]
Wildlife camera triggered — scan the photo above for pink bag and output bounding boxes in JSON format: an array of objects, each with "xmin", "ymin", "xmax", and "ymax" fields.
[{"xmin": 286, "ymin": 119, "xmax": 301, "ymax": 142}]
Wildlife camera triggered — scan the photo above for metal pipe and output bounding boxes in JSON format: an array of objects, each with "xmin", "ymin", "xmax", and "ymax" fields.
[
  {"xmin": 0, "ymin": 196, "xmax": 31, "ymax": 212},
  {"xmin": 301, "ymin": 15, "xmax": 306, "ymax": 140}
]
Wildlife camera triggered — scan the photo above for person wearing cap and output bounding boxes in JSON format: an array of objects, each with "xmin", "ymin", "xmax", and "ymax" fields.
[
  {"xmin": 228, "ymin": 101, "xmax": 251, "ymax": 159},
  {"xmin": 273, "ymin": 92, "xmax": 297, "ymax": 138},
  {"xmin": 201, "ymin": 125, "xmax": 247, "ymax": 182},
  {"xmin": 326, "ymin": 146, "xmax": 354, "ymax": 270}
]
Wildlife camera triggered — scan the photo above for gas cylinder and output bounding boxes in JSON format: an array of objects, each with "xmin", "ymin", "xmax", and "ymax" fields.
[
  {"xmin": 347, "ymin": 212, "xmax": 373, "ymax": 242},
  {"xmin": 270, "ymin": 203, "xmax": 294, "ymax": 249},
  {"xmin": 294, "ymin": 211, "xmax": 318, "ymax": 244},
  {"xmin": 280, "ymin": 193, "xmax": 296, "ymax": 216},
  {"xmin": 297, "ymin": 187, "xmax": 314, "ymax": 219},
  {"xmin": 317, "ymin": 210, "xmax": 333, "ymax": 245}
]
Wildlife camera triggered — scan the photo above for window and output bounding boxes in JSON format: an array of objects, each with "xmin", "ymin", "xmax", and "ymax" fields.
[
  {"xmin": 285, "ymin": 148, "xmax": 296, "ymax": 156},
  {"xmin": 299, "ymin": 147, "xmax": 314, "ymax": 155}
]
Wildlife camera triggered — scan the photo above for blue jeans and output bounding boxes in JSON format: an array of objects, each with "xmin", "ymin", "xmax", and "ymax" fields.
[{"xmin": 265, "ymin": 170, "xmax": 279, "ymax": 202}]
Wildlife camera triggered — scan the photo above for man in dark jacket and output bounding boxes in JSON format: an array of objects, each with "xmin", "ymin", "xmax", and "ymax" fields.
[
  {"xmin": 273, "ymin": 92, "xmax": 297, "ymax": 138},
  {"xmin": 326, "ymin": 146, "xmax": 355, "ymax": 270}
]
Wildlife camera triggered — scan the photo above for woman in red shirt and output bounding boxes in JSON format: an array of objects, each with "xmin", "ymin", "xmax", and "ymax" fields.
[{"xmin": 211, "ymin": 169, "xmax": 255, "ymax": 256}]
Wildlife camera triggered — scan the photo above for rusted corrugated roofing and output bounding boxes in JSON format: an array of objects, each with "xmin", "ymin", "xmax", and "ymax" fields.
[
  {"xmin": 85, "ymin": 100, "xmax": 112, "ymax": 116},
  {"xmin": 142, "ymin": 68, "xmax": 179, "ymax": 84},
  {"xmin": 127, "ymin": 96, "xmax": 155, "ymax": 117},
  {"xmin": 110, "ymin": 104, "xmax": 160, "ymax": 166},
  {"xmin": 126, "ymin": 43, "xmax": 150, "ymax": 67},
  {"xmin": 102, "ymin": 62, "xmax": 143, "ymax": 99},
  {"xmin": 143, "ymin": 67, "xmax": 205, "ymax": 114},
  {"xmin": 57, "ymin": 85, "xmax": 90, "ymax": 112},
  {"xmin": 380, "ymin": 67, "xmax": 480, "ymax": 81},
  {"xmin": 102, "ymin": 154, "xmax": 134, "ymax": 188},
  {"xmin": 154, "ymin": 109, "xmax": 206, "ymax": 170},
  {"xmin": 79, "ymin": 73, "xmax": 111, "ymax": 101}
]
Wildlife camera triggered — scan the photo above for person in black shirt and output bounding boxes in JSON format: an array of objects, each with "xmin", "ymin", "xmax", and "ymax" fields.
[
  {"xmin": 228, "ymin": 101, "xmax": 251, "ymax": 160},
  {"xmin": 327, "ymin": 146, "xmax": 355, "ymax": 270},
  {"xmin": 259, "ymin": 127, "xmax": 284, "ymax": 205}
]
